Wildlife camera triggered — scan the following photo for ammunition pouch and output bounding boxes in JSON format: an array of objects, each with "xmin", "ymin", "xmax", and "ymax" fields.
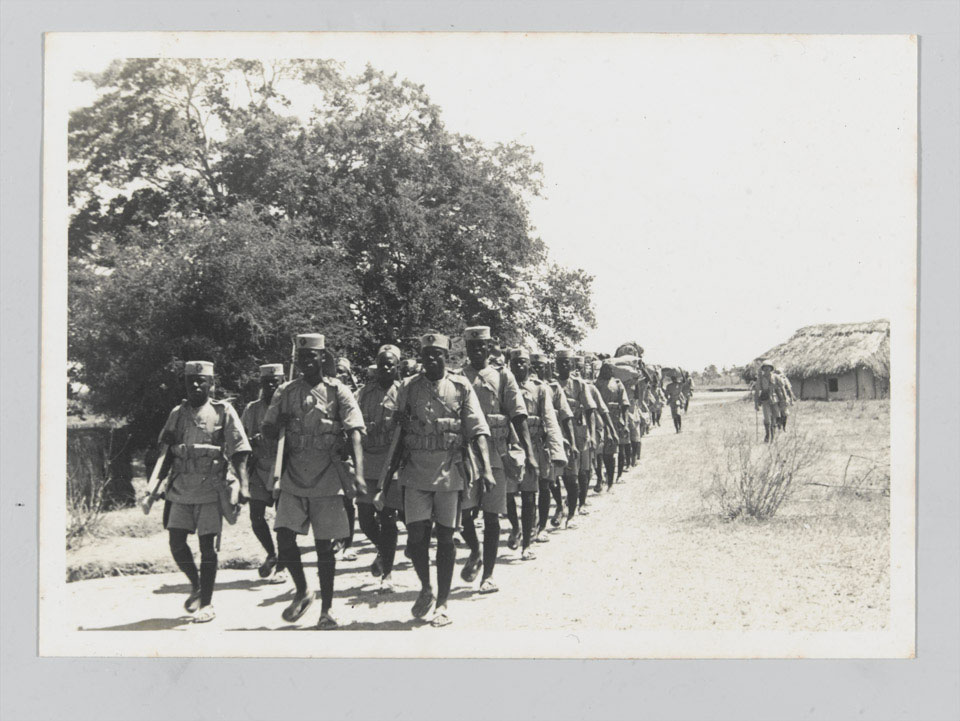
[
  {"xmin": 486, "ymin": 413, "xmax": 510, "ymax": 440},
  {"xmin": 171, "ymin": 443, "xmax": 225, "ymax": 477},
  {"xmin": 404, "ymin": 417, "xmax": 462, "ymax": 451},
  {"xmin": 286, "ymin": 418, "xmax": 342, "ymax": 451}
]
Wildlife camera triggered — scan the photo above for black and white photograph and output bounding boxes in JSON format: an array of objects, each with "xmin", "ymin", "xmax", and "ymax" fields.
[{"xmin": 39, "ymin": 31, "xmax": 916, "ymax": 658}]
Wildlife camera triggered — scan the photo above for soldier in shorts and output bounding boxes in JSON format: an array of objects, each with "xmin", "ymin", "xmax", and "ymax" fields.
[
  {"xmin": 665, "ymin": 374, "xmax": 685, "ymax": 433},
  {"xmin": 531, "ymin": 353, "xmax": 576, "ymax": 538},
  {"xmin": 159, "ymin": 360, "xmax": 252, "ymax": 623},
  {"xmin": 377, "ymin": 332, "xmax": 493, "ymax": 626},
  {"xmin": 355, "ymin": 344, "xmax": 403, "ymax": 592},
  {"xmin": 459, "ymin": 326, "xmax": 536, "ymax": 593},
  {"xmin": 754, "ymin": 360, "xmax": 784, "ymax": 442},
  {"xmin": 594, "ymin": 360, "xmax": 631, "ymax": 484},
  {"xmin": 240, "ymin": 363, "xmax": 288, "ymax": 584},
  {"xmin": 507, "ymin": 348, "xmax": 567, "ymax": 559},
  {"xmin": 555, "ymin": 349, "xmax": 597, "ymax": 528},
  {"xmin": 261, "ymin": 333, "xmax": 367, "ymax": 629}
]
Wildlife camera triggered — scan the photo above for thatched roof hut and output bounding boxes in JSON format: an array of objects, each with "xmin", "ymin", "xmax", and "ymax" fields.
[{"xmin": 749, "ymin": 319, "xmax": 890, "ymax": 400}]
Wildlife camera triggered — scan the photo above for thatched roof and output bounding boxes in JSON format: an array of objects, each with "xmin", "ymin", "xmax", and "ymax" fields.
[{"xmin": 751, "ymin": 319, "xmax": 890, "ymax": 379}]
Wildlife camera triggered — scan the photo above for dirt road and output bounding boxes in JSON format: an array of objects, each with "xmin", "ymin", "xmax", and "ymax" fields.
[{"xmin": 65, "ymin": 398, "xmax": 890, "ymax": 634}]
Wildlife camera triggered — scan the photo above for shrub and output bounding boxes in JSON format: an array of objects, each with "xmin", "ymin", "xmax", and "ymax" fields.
[{"xmin": 705, "ymin": 429, "xmax": 824, "ymax": 520}]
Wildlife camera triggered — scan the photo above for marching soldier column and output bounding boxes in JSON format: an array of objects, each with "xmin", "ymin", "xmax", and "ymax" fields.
[{"xmin": 143, "ymin": 330, "xmax": 717, "ymax": 628}]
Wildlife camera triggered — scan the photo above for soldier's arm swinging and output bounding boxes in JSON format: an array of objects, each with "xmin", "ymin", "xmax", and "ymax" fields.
[
  {"xmin": 349, "ymin": 428, "xmax": 367, "ymax": 496},
  {"xmin": 512, "ymin": 415, "xmax": 539, "ymax": 473},
  {"xmin": 231, "ymin": 451, "xmax": 251, "ymax": 502},
  {"xmin": 472, "ymin": 434, "xmax": 496, "ymax": 490}
]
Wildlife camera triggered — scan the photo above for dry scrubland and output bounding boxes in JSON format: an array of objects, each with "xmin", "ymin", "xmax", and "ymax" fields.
[{"xmin": 65, "ymin": 397, "xmax": 890, "ymax": 632}]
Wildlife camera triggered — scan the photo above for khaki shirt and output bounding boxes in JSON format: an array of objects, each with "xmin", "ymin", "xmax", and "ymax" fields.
[
  {"xmin": 160, "ymin": 399, "xmax": 250, "ymax": 505},
  {"xmin": 460, "ymin": 364, "xmax": 527, "ymax": 469},
  {"xmin": 394, "ymin": 371, "xmax": 490, "ymax": 492},
  {"xmin": 559, "ymin": 375, "xmax": 596, "ymax": 425},
  {"xmin": 548, "ymin": 380, "xmax": 574, "ymax": 422},
  {"xmin": 520, "ymin": 376, "xmax": 567, "ymax": 473},
  {"xmin": 262, "ymin": 376, "xmax": 365, "ymax": 498},
  {"xmin": 356, "ymin": 380, "xmax": 400, "ymax": 482},
  {"xmin": 240, "ymin": 399, "xmax": 277, "ymax": 492}
]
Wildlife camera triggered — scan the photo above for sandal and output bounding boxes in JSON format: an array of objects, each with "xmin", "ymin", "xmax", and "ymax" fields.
[
  {"xmin": 267, "ymin": 568, "xmax": 289, "ymax": 586},
  {"xmin": 379, "ymin": 574, "xmax": 395, "ymax": 594},
  {"xmin": 258, "ymin": 554, "xmax": 278, "ymax": 579},
  {"xmin": 521, "ymin": 548, "xmax": 537, "ymax": 561},
  {"xmin": 430, "ymin": 607, "xmax": 452, "ymax": 628},
  {"xmin": 281, "ymin": 592, "xmax": 315, "ymax": 623},
  {"xmin": 412, "ymin": 588, "xmax": 435, "ymax": 619},
  {"xmin": 533, "ymin": 530, "xmax": 550, "ymax": 543},
  {"xmin": 479, "ymin": 577, "xmax": 499, "ymax": 594},
  {"xmin": 193, "ymin": 605, "xmax": 216, "ymax": 623},
  {"xmin": 315, "ymin": 612, "xmax": 338, "ymax": 630},
  {"xmin": 563, "ymin": 517, "xmax": 577, "ymax": 530},
  {"xmin": 339, "ymin": 547, "xmax": 358, "ymax": 562},
  {"xmin": 184, "ymin": 587, "xmax": 202, "ymax": 614},
  {"xmin": 460, "ymin": 552, "xmax": 482, "ymax": 583}
]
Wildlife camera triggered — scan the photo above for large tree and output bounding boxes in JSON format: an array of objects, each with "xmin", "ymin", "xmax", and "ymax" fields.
[{"xmin": 69, "ymin": 58, "xmax": 595, "ymax": 443}]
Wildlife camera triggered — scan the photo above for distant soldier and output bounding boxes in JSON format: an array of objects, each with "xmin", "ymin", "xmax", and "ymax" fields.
[
  {"xmin": 377, "ymin": 332, "xmax": 494, "ymax": 626},
  {"xmin": 594, "ymin": 360, "xmax": 631, "ymax": 484},
  {"xmin": 531, "ymin": 353, "xmax": 576, "ymax": 537},
  {"xmin": 555, "ymin": 349, "xmax": 597, "ymax": 527},
  {"xmin": 355, "ymin": 344, "xmax": 403, "ymax": 592},
  {"xmin": 580, "ymin": 359, "xmax": 618, "ymax": 497},
  {"xmin": 159, "ymin": 360, "xmax": 252, "ymax": 623},
  {"xmin": 664, "ymin": 374, "xmax": 685, "ymax": 433},
  {"xmin": 506, "ymin": 348, "xmax": 567, "ymax": 559},
  {"xmin": 240, "ymin": 363, "xmax": 288, "ymax": 585},
  {"xmin": 682, "ymin": 373, "xmax": 694, "ymax": 412},
  {"xmin": 773, "ymin": 367, "xmax": 796, "ymax": 430},
  {"xmin": 459, "ymin": 326, "xmax": 536, "ymax": 593},
  {"xmin": 261, "ymin": 333, "xmax": 367, "ymax": 629},
  {"xmin": 753, "ymin": 360, "xmax": 784, "ymax": 442}
]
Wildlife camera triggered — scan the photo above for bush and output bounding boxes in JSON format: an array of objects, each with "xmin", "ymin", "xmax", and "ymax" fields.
[{"xmin": 705, "ymin": 429, "xmax": 824, "ymax": 520}]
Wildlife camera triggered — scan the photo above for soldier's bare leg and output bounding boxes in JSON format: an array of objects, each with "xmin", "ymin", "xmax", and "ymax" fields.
[
  {"xmin": 561, "ymin": 471, "xmax": 579, "ymax": 526},
  {"xmin": 168, "ymin": 529, "xmax": 201, "ymax": 612},
  {"xmin": 577, "ymin": 471, "xmax": 591, "ymax": 512},
  {"xmin": 506, "ymin": 494, "xmax": 520, "ymax": 549},
  {"xmin": 406, "ymin": 520, "xmax": 435, "ymax": 618},
  {"xmin": 617, "ymin": 444, "xmax": 628, "ymax": 481},
  {"xmin": 459, "ymin": 509, "xmax": 482, "ymax": 581},
  {"xmin": 480, "ymin": 511, "xmax": 501, "ymax": 587},
  {"xmin": 632, "ymin": 440, "xmax": 641, "ymax": 462},
  {"xmin": 520, "ymin": 491, "xmax": 537, "ymax": 557},
  {"xmin": 550, "ymin": 479, "xmax": 564, "ymax": 526},
  {"xmin": 434, "ymin": 523, "xmax": 456, "ymax": 622},
  {"xmin": 536, "ymin": 478, "xmax": 553, "ymax": 540},
  {"xmin": 197, "ymin": 533, "xmax": 218, "ymax": 614},
  {"xmin": 277, "ymin": 528, "xmax": 313, "ymax": 622},
  {"xmin": 314, "ymin": 539, "xmax": 337, "ymax": 628},
  {"xmin": 337, "ymin": 497, "xmax": 357, "ymax": 561},
  {"xmin": 249, "ymin": 500, "xmax": 280, "ymax": 577}
]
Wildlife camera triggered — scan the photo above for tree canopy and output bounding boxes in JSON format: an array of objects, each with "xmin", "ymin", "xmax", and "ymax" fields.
[{"xmin": 68, "ymin": 58, "xmax": 596, "ymax": 445}]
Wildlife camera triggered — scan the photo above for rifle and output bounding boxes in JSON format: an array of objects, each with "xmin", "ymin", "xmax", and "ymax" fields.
[
  {"xmin": 140, "ymin": 443, "xmax": 171, "ymax": 516},
  {"xmin": 374, "ymin": 424, "xmax": 404, "ymax": 511},
  {"xmin": 271, "ymin": 338, "xmax": 298, "ymax": 493}
]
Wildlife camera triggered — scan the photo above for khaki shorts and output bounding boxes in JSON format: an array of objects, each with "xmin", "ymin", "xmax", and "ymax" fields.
[
  {"xmin": 165, "ymin": 501, "xmax": 222, "ymax": 536},
  {"xmin": 356, "ymin": 476, "xmax": 403, "ymax": 510},
  {"xmin": 461, "ymin": 465, "xmax": 508, "ymax": 514},
  {"xmin": 274, "ymin": 492, "xmax": 349, "ymax": 539},
  {"xmin": 403, "ymin": 488, "xmax": 460, "ymax": 528},
  {"xmin": 761, "ymin": 401, "xmax": 780, "ymax": 426},
  {"xmin": 564, "ymin": 425, "xmax": 590, "ymax": 478}
]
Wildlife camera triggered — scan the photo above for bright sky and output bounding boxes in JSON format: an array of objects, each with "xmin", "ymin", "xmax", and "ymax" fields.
[{"xmin": 67, "ymin": 33, "xmax": 917, "ymax": 370}]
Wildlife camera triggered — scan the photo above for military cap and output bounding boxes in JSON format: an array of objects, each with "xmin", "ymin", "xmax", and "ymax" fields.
[
  {"xmin": 377, "ymin": 344, "xmax": 402, "ymax": 360},
  {"xmin": 420, "ymin": 332, "xmax": 451, "ymax": 350},
  {"xmin": 555, "ymin": 348, "xmax": 574, "ymax": 359},
  {"xmin": 259, "ymin": 363, "xmax": 284, "ymax": 378},
  {"xmin": 336, "ymin": 357, "xmax": 352, "ymax": 371},
  {"xmin": 510, "ymin": 348, "xmax": 531, "ymax": 360},
  {"xmin": 463, "ymin": 326, "xmax": 492, "ymax": 341},
  {"xmin": 185, "ymin": 360, "xmax": 214, "ymax": 376},
  {"xmin": 530, "ymin": 353, "xmax": 548, "ymax": 363},
  {"xmin": 296, "ymin": 333, "xmax": 325, "ymax": 350},
  {"xmin": 574, "ymin": 354, "xmax": 585, "ymax": 364}
]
